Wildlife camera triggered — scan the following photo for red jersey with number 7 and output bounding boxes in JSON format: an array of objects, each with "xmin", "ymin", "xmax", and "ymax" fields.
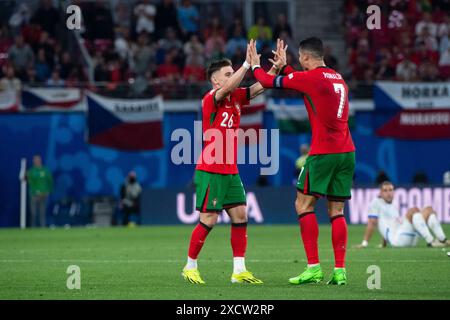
[
  {"xmin": 254, "ymin": 66, "xmax": 355, "ymax": 155},
  {"xmin": 196, "ymin": 87, "xmax": 250, "ymax": 174}
]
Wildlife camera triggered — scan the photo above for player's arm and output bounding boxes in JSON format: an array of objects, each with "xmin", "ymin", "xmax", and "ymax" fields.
[
  {"xmin": 249, "ymin": 40, "xmax": 309, "ymax": 92},
  {"xmin": 248, "ymin": 65, "xmax": 279, "ymax": 99},
  {"xmin": 279, "ymin": 64, "xmax": 296, "ymax": 75},
  {"xmin": 353, "ymin": 216, "xmax": 378, "ymax": 249},
  {"xmin": 214, "ymin": 43, "xmax": 252, "ymax": 103},
  {"xmin": 248, "ymin": 39, "xmax": 286, "ymax": 99}
]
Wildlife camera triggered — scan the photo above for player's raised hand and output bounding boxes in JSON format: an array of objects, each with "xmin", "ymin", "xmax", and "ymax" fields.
[
  {"xmin": 245, "ymin": 42, "xmax": 251, "ymax": 65},
  {"xmin": 248, "ymin": 39, "xmax": 261, "ymax": 66},
  {"xmin": 269, "ymin": 38, "xmax": 288, "ymax": 70}
]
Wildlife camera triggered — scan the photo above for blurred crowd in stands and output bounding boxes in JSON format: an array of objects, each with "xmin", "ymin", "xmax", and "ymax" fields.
[
  {"xmin": 345, "ymin": 0, "xmax": 450, "ymax": 84},
  {"xmin": 1, "ymin": 0, "xmax": 449, "ymax": 98},
  {"xmin": 0, "ymin": 0, "xmax": 296, "ymax": 96}
]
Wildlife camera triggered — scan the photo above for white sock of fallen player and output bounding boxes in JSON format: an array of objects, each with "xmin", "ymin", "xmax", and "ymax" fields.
[
  {"xmin": 427, "ymin": 213, "xmax": 447, "ymax": 242},
  {"xmin": 411, "ymin": 214, "xmax": 434, "ymax": 244}
]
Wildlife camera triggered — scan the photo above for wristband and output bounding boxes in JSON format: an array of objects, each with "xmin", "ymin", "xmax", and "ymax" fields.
[
  {"xmin": 362, "ymin": 240, "xmax": 368, "ymax": 247},
  {"xmin": 251, "ymin": 64, "xmax": 261, "ymax": 71},
  {"xmin": 243, "ymin": 61, "xmax": 251, "ymax": 70}
]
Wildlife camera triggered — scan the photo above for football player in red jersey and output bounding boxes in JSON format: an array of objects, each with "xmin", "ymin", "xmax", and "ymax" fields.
[
  {"xmin": 182, "ymin": 40, "xmax": 283, "ymax": 284},
  {"xmin": 249, "ymin": 37, "xmax": 356, "ymax": 285}
]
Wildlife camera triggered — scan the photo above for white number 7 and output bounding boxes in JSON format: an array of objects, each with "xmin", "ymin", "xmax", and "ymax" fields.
[{"xmin": 333, "ymin": 83, "xmax": 345, "ymax": 118}]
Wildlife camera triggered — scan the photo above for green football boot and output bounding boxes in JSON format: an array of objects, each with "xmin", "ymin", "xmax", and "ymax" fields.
[
  {"xmin": 327, "ymin": 268, "xmax": 347, "ymax": 285},
  {"xmin": 289, "ymin": 265, "xmax": 324, "ymax": 285}
]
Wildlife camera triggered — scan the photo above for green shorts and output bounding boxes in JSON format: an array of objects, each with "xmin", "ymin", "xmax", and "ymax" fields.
[
  {"xmin": 296, "ymin": 152, "xmax": 355, "ymax": 201},
  {"xmin": 195, "ymin": 170, "xmax": 246, "ymax": 213}
]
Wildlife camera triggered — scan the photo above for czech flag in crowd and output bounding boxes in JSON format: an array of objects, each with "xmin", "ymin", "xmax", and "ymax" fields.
[
  {"xmin": 21, "ymin": 88, "xmax": 84, "ymax": 111},
  {"xmin": 87, "ymin": 92, "xmax": 164, "ymax": 151}
]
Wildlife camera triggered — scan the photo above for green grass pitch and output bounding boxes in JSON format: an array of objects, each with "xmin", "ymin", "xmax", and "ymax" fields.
[{"xmin": 0, "ymin": 224, "xmax": 449, "ymax": 300}]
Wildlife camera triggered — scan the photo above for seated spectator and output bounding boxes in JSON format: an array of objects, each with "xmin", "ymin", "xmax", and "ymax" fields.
[
  {"xmin": 114, "ymin": 1, "xmax": 131, "ymax": 30},
  {"xmin": 227, "ymin": 18, "xmax": 247, "ymax": 40},
  {"xmin": 33, "ymin": 31, "xmax": 54, "ymax": 67},
  {"xmin": 94, "ymin": 53, "xmax": 109, "ymax": 82},
  {"xmin": 278, "ymin": 30, "xmax": 297, "ymax": 60},
  {"xmin": 415, "ymin": 26, "xmax": 438, "ymax": 51},
  {"xmin": 205, "ymin": 30, "xmax": 226, "ymax": 60},
  {"xmin": 156, "ymin": 49, "xmax": 180, "ymax": 81},
  {"xmin": 396, "ymin": 55, "xmax": 418, "ymax": 81},
  {"xmin": 7, "ymin": 35, "xmax": 34, "ymax": 77},
  {"xmin": 184, "ymin": 34, "xmax": 204, "ymax": 65},
  {"xmin": 134, "ymin": 0, "xmax": 156, "ymax": 37},
  {"xmin": 345, "ymin": 3, "xmax": 365, "ymax": 45},
  {"xmin": 8, "ymin": 3, "xmax": 31, "ymax": 36},
  {"xmin": 415, "ymin": 12, "xmax": 438, "ymax": 37},
  {"xmin": 273, "ymin": 13, "xmax": 292, "ymax": 41},
  {"xmin": 108, "ymin": 57, "xmax": 124, "ymax": 84},
  {"xmin": 183, "ymin": 55, "xmax": 205, "ymax": 82},
  {"xmin": 438, "ymin": 46, "xmax": 450, "ymax": 79},
  {"xmin": 418, "ymin": 58, "xmax": 439, "ymax": 81},
  {"xmin": 230, "ymin": 46, "xmax": 246, "ymax": 69},
  {"xmin": 0, "ymin": 25, "xmax": 13, "ymax": 67},
  {"xmin": 158, "ymin": 27, "xmax": 183, "ymax": 53},
  {"xmin": 437, "ymin": 13, "xmax": 449, "ymax": 39},
  {"xmin": 114, "ymin": 27, "xmax": 132, "ymax": 61},
  {"xmin": 177, "ymin": 0, "xmax": 200, "ymax": 40},
  {"xmin": 0, "ymin": 65, "xmax": 21, "ymax": 91},
  {"xmin": 24, "ymin": 65, "xmax": 38, "ymax": 85},
  {"xmin": 46, "ymin": 69, "xmax": 65, "ymax": 87},
  {"xmin": 203, "ymin": 16, "xmax": 226, "ymax": 42},
  {"xmin": 439, "ymin": 33, "xmax": 449, "ymax": 55},
  {"xmin": 247, "ymin": 16, "xmax": 273, "ymax": 50},
  {"xmin": 132, "ymin": 33, "xmax": 156, "ymax": 77},
  {"xmin": 155, "ymin": 0, "xmax": 180, "ymax": 40},
  {"xmin": 30, "ymin": 0, "xmax": 59, "ymax": 38},
  {"xmin": 59, "ymin": 52, "xmax": 74, "ymax": 80},
  {"xmin": 411, "ymin": 41, "xmax": 439, "ymax": 65},
  {"xmin": 35, "ymin": 48, "xmax": 50, "ymax": 82},
  {"xmin": 225, "ymin": 24, "xmax": 247, "ymax": 57},
  {"xmin": 375, "ymin": 58, "xmax": 395, "ymax": 80}
]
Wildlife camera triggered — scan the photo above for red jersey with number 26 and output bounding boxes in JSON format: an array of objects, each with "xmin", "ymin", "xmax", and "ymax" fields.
[
  {"xmin": 254, "ymin": 66, "xmax": 355, "ymax": 155},
  {"xmin": 196, "ymin": 87, "xmax": 250, "ymax": 174}
]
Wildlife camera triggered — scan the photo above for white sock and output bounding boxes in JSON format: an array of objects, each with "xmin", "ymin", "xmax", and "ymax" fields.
[
  {"xmin": 412, "ymin": 214, "xmax": 434, "ymax": 244},
  {"xmin": 233, "ymin": 257, "xmax": 246, "ymax": 274},
  {"xmin": 185, "ymin": 257, "xmax": 197, "ymax": 270},
  {"xmin": 427, "ymin": 213, "xmax": 447, "ymax": 242},
  {"xmin": 307, "ymin": 263, "xmax": 320, "ymax": 268}
]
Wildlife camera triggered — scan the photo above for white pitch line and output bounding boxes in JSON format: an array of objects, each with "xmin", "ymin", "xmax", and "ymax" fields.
[{"xmin": 0, "ymin": 259, "xmax": 448, "ymax": 263}]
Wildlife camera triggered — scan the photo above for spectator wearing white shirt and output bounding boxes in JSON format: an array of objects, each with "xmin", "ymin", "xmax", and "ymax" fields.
[
  {"xmin": 415, "ymin": 26, "xmax": 438, "ymax": 51},
  {"xmin": 396, "ymin": 55, "xmax": 417, "ymax": 81},
  {"xmin": 437, "ymin": 13, "xmax": 449, "ymax": 39},
  {"xmin": 134, "ymin": 0, "xmax": 156, "ymax": 36},
  {"xmin": 46, "ymin": 70, "xmax": 65, "ymax": 88},
  {"xmin": 415, "ymin": 12, "xmax": 437, "ymax": 37},
  {"xmin": 438, "ymin": 45, "xmax": 450, "ymax": 79},
  {"xmin": 0, "ymin": 65, "xmax": 21, "ymax": 91}
]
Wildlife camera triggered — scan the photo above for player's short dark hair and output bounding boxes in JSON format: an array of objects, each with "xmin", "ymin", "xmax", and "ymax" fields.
[
  {"xmin": 299, "ymin": 37, "xmax": 324, "ymax": 59},
  {"xmin": 380, "ymin": 181, "xmax": 394, "ymax": 189},
  {"xmin": 206, "ymin": 58, "xmax": 232, "ymax": 80}
]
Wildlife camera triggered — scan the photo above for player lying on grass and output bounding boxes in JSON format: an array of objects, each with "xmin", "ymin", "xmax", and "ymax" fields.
[
  {"xmin": 355, "ymin": 181, "xmax": 450, "ymax": 248},
  {"xmin": 248, "ymin": 38, "xmax": 355, "ymax": 285},
  {"xmin": 182, "ymin": 40, "xmax": 284, "ymax": 285}
]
